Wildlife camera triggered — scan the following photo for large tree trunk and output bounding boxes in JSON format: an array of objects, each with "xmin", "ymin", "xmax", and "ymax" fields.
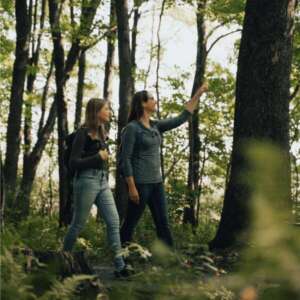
[
  {"xmin": 18, "ymin": 0, "xmax": 47, "ymax": 218},
  {"xmin": 184, "ymin": 0, "xmax": 207, "ymax": 226},
  {"xmin": 48, "ymin": 0, "xmax": 70, "ymax": 227},
  {"xmin": 4, "ymin": 0, "xmax": 31, "ymax": 210},
  {"xmin": 15, "ymin": 57, "xmax": 55, "ymax": 219},
  {"xmin": 209, "ymin": 0, "xmax": 296, "ymax": 250},
  {"xmin": 115, "ymin": 0, "xmax": 134, "ymax": 222},
  {"xmin": 49, "ymin": 0, "xmax": 101, "ymax": 226},
  {"xmin": 16, "ymin": 103, "xmax": 57, "ymax": 218}
]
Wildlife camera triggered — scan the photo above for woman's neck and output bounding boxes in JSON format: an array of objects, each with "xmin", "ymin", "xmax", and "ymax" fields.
[
  {"xmin": 89, "ymin": 123, "xmax": 104, "ymax": 140},
  {"xmin": 139, "ymin": 112, "xmax": 151, "ymax": 127}
]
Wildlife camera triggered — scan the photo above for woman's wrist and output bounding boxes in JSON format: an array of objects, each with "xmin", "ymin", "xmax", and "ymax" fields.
[
  {"xmin": 126, "ymin": 177, "xmax": 136, "ymax": 190},
  {"xmin": 185, "ymin": 106, "xmax": 194, "ymax": 114}
]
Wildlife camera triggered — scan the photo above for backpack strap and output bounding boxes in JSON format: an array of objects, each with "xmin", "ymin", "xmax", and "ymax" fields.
[{"xmin": 120, "ymin": 121, "xmax": 143, "ymax": 158}]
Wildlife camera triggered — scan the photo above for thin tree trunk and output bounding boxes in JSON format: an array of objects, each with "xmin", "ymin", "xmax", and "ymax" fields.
[
  {"xmin": 103, "ymin": 0, "xmax": 116, "ymax": 103},
  {"xmin": 131, "ymin": 2, "xmax": 141, "ymax": 93},
  {"xmin": 156, "ymin": 0, "xmax": 166, "ymax": 181},
  {"xmin": 1, "ymin": 152, "xmax": 5, "ymax": 230},
  {"xmin": 184, "ymin": 0, "xmax": 207, "ymax": 226},
  {"xmin": 74, "ymin": 50, "xmax": 86, "ymax": 130},
  {"xmin": 115, "ymin": 0, "xmax": 134, "ymax": 222},
  {"xmin": 38, "ymin": 55, "xmax": 54, "ymax": 136},
  {"xmin": 210, "ymin": 0, "xmax": 297, "ymax": 249},
  {"xmin": 291, "ymin": 154, "xmax": 300, "ymax": 223},
  {"xmin": 4, "ymin": 0, "xmax": 31, "ymax": 210},
  {"xmin": 103, "ymin": 0, "xmax": 117, "ymax": 137},
  {"xmin": 195, "ymin": 144, "xmax": 208, "ymax": 225},
  {"xmin": 48, "ymin": 135, "xmax": 55, "ymax": 216},
  {"xmin": 143, "ymin": 4, "xmax": 155, "ymax": 89},
  {"xmin": 70, "ymin": 0, "xmax": 76, "ymax": 27},
  {"xmin": 23, "ymin": 0, "xmax": 37, "ymax": 166}
]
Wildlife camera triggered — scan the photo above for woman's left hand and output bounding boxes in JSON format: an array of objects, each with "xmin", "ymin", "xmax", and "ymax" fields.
[{"xmin": 185, "ymin": 82, "xmax": 208, "ymax": 113}]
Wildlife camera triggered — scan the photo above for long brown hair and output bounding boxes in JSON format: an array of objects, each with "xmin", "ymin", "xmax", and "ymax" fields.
[
  {"xmin": 127, "ymin": 90, "xmax": 149, "ymax": 123},
  {"xmin": 83, "ymin": 98, "xmax": 108, "ymax": 141}
]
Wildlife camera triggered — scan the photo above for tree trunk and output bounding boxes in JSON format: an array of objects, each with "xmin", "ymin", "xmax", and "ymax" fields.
[
  {"xmin": 1, "ymin": 152, "xmax": 5, "ymax": 230},
  {"xmin": 4, "ymin": 0, "xmax": 31, "ymax": 209},
  {"xmin": 19, "ymin": 0, "xmax": 47, "ymax": 218},
  {"xmin": 115, "ymin": 0, "xmax": 134, "ymax": 222},
  {"xmin": 156, "ymin": 0, "xmax": 166, "ymax": 181},
  {"xmin": 74, "ymin": 50, "xmax": 86, "ymax": 130},
  {"xmin": 143, "ymin": 5, "xmax": 155, "ymax": 89},
  {"xmin": 49, "ymin": 0, "xmax": 69, "ymax": 227},
  {"xmin": 209, "ymin": 0, "xmax": 296, "ymax": 250},
  {"xmin": 23, "ymin": 0, "xmax": 36, "ymax": 173},
  {"xmin": 131, "ymin": 2, "xmax": 141, "ymax": 93},
  {"xmin": 38, "ymin": 55, "xmax": 54, "ymax": 136},
  {"xmin": 103, "ymin": 0, "xmax": 116, "ymax": 103},
  {"xmin": 184, "ymin": 0, "xmax": 207, "ymax": 226},
  {"xmin": 49, "ymin": 0, "xmax": 101, "ymax": 226},
  {"xmin": 15, "ymin": 57, "xmax": 55, "ymax": 220},
  {"xmin": 16, "ymin": 102, "xmax": 57, "ymax": 218},
  {"xmin": 24, "ymin": 0, "xmax": 46, "ymax": 156}
]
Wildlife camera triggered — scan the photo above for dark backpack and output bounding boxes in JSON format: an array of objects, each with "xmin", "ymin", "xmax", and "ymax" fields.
[
  {"xmin": 117, "ymin": 122, "xmax": 143, "ymax": 177},
  {"xmin": 64, "ymin": 130, "xmax": 79, "ymax": 178}
]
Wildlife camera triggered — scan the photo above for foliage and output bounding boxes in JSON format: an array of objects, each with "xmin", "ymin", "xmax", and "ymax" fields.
[{"xmin": 1, "ymin": 246, "xmax": 97, "ymax": 300}]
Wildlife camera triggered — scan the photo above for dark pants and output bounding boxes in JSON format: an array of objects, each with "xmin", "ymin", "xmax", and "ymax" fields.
[{"xmin": 120, "ymin": 182, "xmax": 173, "ymax": 247}]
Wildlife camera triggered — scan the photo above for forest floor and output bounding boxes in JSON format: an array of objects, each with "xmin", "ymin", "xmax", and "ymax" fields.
[{"xmin": 3, "ymin": 214, "xmax": 299, "ymax": 299}]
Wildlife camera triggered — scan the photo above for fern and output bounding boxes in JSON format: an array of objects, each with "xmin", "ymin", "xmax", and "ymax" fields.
[
  {"xmin": 40, "ymin": 274, "xmax": 95, "ymax": 300},
  {"xmin": 1, "ymin": 248, "xmax": 37, "ymax": 300}
]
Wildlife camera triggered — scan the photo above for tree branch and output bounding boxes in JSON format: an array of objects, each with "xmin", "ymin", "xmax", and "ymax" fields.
[
  {"xmin": 206, "ymin": 28, "xmax": 241, "ymax": 55},
  {"xmin": 165, "ymin": 144, "xmax": 189, "ymax": 179},
  {"xmin": 290, "ymin": 83, "xmax": 300, "ymax": 101}
]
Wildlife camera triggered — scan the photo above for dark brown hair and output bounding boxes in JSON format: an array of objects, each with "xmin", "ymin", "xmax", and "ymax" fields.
[
  {"xmin": 127, "ymin": 90, "xmax": 149, "ymax": 123},
  {"xmin": 83, "ymin": 98, "xmax": 108, "ymax": 141}
]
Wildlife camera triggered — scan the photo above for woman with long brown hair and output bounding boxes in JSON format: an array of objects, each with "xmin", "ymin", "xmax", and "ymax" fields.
[
  {"xmin": 63, "ymin": 98, "xmax": 130, "ymax": 277},
  {"xmin": 120, "ymin": 83, "xmax": 208, "ymax": 247}
]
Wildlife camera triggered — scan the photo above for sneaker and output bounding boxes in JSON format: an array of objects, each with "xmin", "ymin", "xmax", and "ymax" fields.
[{"xmin": 114, "ymin": 265, "xmax": 135, "ymax": 278}]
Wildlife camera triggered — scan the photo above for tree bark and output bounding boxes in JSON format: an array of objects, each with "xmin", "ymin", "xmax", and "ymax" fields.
[
  {"xmin": 209, "ymin": 0, "xmax": 297, "ymax": 249},
  {"xmin": 184, "ymin": 0, "xmax": 207, "ymax": 226},
  {"xmin": 4, "ymin": 0, "xmax": 31, "ymax": 209},
  {"xmin": 115, "ymin": 0, "xmax": 134, "ymax": 222}
]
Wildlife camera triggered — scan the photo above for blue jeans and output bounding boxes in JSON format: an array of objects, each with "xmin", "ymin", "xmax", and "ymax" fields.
[
  {"xmin": 120, "ymin": 182, "xmax": 173, "ymax": 247},
  {"xmin": 63, "ymin": 169, "xmax": 125, "ymax": 271}
]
